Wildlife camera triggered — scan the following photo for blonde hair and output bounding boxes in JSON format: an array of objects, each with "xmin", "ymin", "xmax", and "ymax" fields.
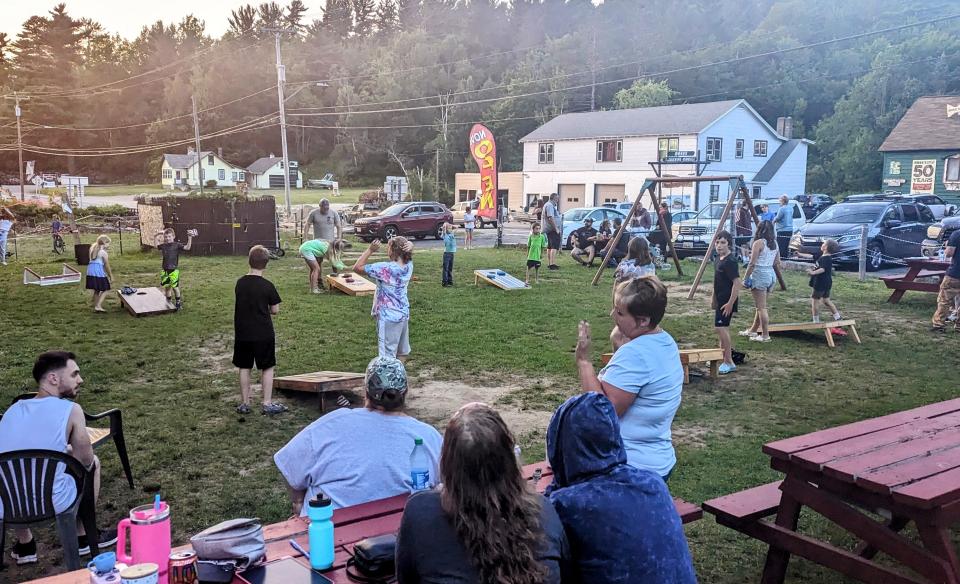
[
  {"xmin": 388, "ymin": 236, "xmax": 413, "ymax": 263},
  {"xmin": 248, "ymin": 245, "xmax": 271, "ymax": 269},
  {"xmin": 89, "ymin": 235, "xmax": 111, "ymax": 258},
  {"xmin": 614, "ymin": 276, "xmax": 668, "ymax": 327},
  {"xmin": 163, "ymin": 228, "xmax": 175, "ymax": 237}
]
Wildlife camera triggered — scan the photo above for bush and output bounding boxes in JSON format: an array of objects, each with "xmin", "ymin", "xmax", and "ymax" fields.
[
  {"xmin": 205, "ymin": 179, "xmax": 218, "ymax": 188},
  {"xmin": 84, "ymin": 204, "xmax": 137, "ymax": 217}
]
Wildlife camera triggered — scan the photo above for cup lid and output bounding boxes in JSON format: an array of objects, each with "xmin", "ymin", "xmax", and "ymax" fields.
[{"xmin": 309, "ymin": 491, "xmax": 332, "ymax": 508}]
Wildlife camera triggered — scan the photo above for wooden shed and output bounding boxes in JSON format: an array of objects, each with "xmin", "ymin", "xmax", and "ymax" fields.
[{"xmin": 138, "ymin": 196, "xmax": 278, "ymax": 255}]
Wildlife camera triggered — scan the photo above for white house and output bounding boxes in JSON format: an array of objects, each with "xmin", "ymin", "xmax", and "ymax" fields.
[
  {"xmin": 161, "ymin": 148, "xmax": 245, "ymax": 188},
  {"xmin": 246, "ymin": 155, "xmax": 304, "ymax": 189},
  {"xmin": 519, "ymin": 99, "xmax": 812, "ymax": 212}
]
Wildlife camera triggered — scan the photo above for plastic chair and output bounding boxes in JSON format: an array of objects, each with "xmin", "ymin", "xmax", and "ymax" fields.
[
  {"xmin": 12, "ymin": 393, "xmax": 133, "ymax": 489},
  {"xmin": 0, "ymin": 449, "xmax": 99, "ymax": 570}
]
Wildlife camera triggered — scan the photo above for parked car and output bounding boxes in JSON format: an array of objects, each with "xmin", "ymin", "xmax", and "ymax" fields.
[
  {"xmin": 560, "ymin": 207, "xmax": 645, "ymax": 249},
  {"xmin": 922, "ymin": 214, "xmax": 960, "ymax": 257},
  {"xmin": 601, "ymin": 202, "xmax": 634, "ymax": 214},
  {"xmin": 344, "ymin": 202, "xmax": 381, "ymax": 224},
  {"xmin": 671, "ymin": 211, "xmax": 696, "ymax": 224},
  {"xmin": 844, "ymin": 193, "xmax": 956, "ymax": 220},
  {"xmin": 353, "ymin": 201, "xmax": 453, "ymax": 242},
  {"xmin": 790, "ymin": 199, "xmax": 936, "ymax": 271},
  {"xmin": 450, "ymin": 200, "xmax": 498, "ymax": 229},
  {"xmin": 672, "ymin": 199, "xmax": 805, "ymax": 258},
  {"xmin": 794, "ymin": 194, "xmax": 835, "ymax": 219}
]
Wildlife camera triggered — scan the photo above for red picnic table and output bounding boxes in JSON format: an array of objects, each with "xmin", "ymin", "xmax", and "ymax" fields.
[
  {"xmin": 25, "ymin": 462, "xmax": 701, "ymax": 584},
  {"xmin": 705, "ymin": 397, "xmax": 960, "ymax": 584},
  {"xmin": 881, "ymin": 257, "xmax": 950, "ymax": 303}
]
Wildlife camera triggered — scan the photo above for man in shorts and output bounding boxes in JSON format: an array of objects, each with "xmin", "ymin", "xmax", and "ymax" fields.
[
  {"xmin": 155, "ymin": 228, "xmax": 196, "ymax": 309},
  {"xmin": 542, "ymin": 192, "xmax": 562, "ymax": 270},
  {"xmin": 570, "ymin": 217, "xmax": 599, "ymax": 266},
  {"xmin": 304, "ymin": 199, "xmax": 343, "ymax": 268}
]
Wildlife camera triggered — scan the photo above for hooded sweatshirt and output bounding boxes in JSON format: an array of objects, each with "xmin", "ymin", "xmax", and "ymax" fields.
[{"xmin": 546, "ymin": 393, "xmax": 697, "ymax": 584}]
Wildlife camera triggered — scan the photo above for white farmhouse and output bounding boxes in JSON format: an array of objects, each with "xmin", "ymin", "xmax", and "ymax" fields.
[
  {"xmin": 161, "ymin": 147, "xmax": 245, "ymax": 188},
  {"xmin": 246, "ymin": 155, "xmax": 304, "ymax": 189},
  {"xmin": 520, "ymin": 99, "xmax": 811, "ymax": 212}
]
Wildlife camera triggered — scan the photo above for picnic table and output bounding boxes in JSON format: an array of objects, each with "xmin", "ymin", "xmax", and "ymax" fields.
[
  {"xmin": 704, "ymin": 397, "xmax": 960, "ymax": 584},
  {"xmin": 881, "ymin": 257, "xmax": 950, "ymax": 304},
  {"xmin": 26, "ymin": 462, "xmax": 701, "ymax": 584}
]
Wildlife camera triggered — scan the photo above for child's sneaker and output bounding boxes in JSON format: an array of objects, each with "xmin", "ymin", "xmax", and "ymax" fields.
[
  {"xmin": 718, "ymin": 363, "xmax": 737, "ymax": 375},
  {"xmin": 738, "ymin": 329, "xmax": 757, "ymax": 337},
  {"xmin": 262, "ymin": 402, "xmax": 288, "ymax": 415},
  {"xmin": 175, "ymin": 299, "xmax": 183, "ymax": 310},
  {"xmin": 812, "ymin": 316, "xmax": 820, "ymax": 323},
  {"xmin": 834, "ymin": 313, "xmax": 844, "ymax": 321},
  {"xmin": 312, "ymin": 288, "xmax": 323, "ymax": 294},
  {"xmin": 11, "ymin": 538, "xmax": 37, "ymax": 564},
  {"xmin": 236, "ymin": 403, "xmax": 252, "ymax": 414},
  {"xmin": 750, "ymin": 335, "xmax": 772, "ymax": 343}
]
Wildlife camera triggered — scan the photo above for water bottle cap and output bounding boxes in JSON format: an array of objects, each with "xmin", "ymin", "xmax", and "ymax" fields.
[
  {"xmin": 414, "ymin": 437, "xmax": 423, "ymax": 445},
  {"xmin": 309, "ymin": 492, "xmax": 332, "ymax": 508}
]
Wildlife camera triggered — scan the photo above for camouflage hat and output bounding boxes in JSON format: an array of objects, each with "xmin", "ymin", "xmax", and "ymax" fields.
[{"xmin": 365, "ymin": 357, "xmax": 408, "ymax": 404}]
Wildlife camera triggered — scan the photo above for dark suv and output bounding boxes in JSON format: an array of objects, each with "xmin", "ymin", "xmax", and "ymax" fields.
[
  {"xmin": 922, "ymin": 214, "xmax": 960, "ymax": 257},
  {"xmin": 789, "ymin": 199, "xmax": 936, "ymax": 270},
  {"xmin": 353, "ymin": 201, "xmax": 453, "ymax": 242},
  {"xmin": 795, "ymin": 194, "xmax": 834, "ymax": 219}
]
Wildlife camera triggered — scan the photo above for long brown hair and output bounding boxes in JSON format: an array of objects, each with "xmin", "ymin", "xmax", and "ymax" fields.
[
  {"xmin": 754, "ymin": 220, "xmax": 777, "ymax": 250},
  {"xmin": 440, "ymin": 403, "xmax": 547, "ymax": 584},
  {"xmin": 627, "ymin": 236, "xmax": 652, "ymax": 265}
]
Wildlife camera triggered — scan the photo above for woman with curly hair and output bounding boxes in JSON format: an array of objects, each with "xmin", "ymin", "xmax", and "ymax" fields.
[
  {"xmin": 396, "ymin": 403, "xmax": 569, "ymax": 584},
  {"xmin": 353, "ymin": 236, "xmax": 414, "ymax": 360}
]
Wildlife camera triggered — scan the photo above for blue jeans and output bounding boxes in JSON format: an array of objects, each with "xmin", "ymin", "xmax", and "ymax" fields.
[
  {"xmin": 442, "ymin": 252, "xmax": 454, "ymax": 285},
  {"xmin": 0, "ymin": 231, "xmax": 8, "ymax": 262}
]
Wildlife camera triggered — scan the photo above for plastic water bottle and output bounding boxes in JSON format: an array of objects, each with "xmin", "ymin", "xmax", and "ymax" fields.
[
  {"xmin": 410, "ymin": 437, "xmax": 430, "ymax": 491},
  {"xmin": 938, "ymin": 247, "xmax": 946, "ymax": 262},
  {"xmin": 307, "ymin": 492, "xmax": 334, "ymax": 570}
]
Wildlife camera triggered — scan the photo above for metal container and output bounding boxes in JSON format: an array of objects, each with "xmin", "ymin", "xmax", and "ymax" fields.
[{"xmin": 168, "ymin": 551, "xmax": 199, "ymax": 584}]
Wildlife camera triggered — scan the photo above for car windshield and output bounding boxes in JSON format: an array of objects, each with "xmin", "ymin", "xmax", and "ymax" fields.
[
  {"xmin": 563, "ymin": 209, "xmax": 592, "ymax": 222},
  {"xmin": 378, "ymin": 203, "xmax": 408, "ymax": 216},
  {"xmin": 812, "ymin": 203, "xmax": 886, "ymax": 224},
  {"xmin": 694, "ymin": 204, "xmax": 726, "ymax": 220}
]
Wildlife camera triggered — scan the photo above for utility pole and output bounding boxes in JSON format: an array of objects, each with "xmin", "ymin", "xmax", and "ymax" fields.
[
  {"xmin": 191, "ymin": 95, "xmax": 204, "ymax": 195},
  {"xmin": 4, "ymin": 91, "xmax": 29, "ymax": 201},
  {"xmin": 435, "ymin": 148, "xmax": 440, "ymax": 198},
  {"xmin": 263, "ymin": 27, "xmax": 293, "ymax": 215}
]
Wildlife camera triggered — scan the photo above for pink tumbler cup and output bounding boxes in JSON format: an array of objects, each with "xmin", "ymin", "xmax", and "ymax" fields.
[{"xmin": 117, "ymin": 503, "xmax": 171, "ymax": 584}]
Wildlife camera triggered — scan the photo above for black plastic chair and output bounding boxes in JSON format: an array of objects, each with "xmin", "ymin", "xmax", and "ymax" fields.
[
  {"xmin": 12, "ymin": 393, "xmax": 133, "ymax": 489},
  {"xmin": 0, "ymin": 449, "xmax": 99, "ymax": 570}
]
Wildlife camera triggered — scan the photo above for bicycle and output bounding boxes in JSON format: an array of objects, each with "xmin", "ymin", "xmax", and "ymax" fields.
[{"xmin": 52, "ymin": 232, "xmax": 66, "ymax": 255}]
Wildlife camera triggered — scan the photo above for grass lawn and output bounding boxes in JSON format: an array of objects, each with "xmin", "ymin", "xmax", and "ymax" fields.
[
  {"xmin": 1, "ymin": 235, "xmax": 958, "ymax": 583},
  {"xmin": 84, "ymin": 184, "xmax": 168, "ymax": 196},
  {"xmin": 84, "ymin": 184, "xmax": 376, "ymax": 205}
]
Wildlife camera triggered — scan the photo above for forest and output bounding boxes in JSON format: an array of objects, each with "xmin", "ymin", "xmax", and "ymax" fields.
[{"xmin": 0, "ymin": 0, "xmax": 958, "ymax": 200}]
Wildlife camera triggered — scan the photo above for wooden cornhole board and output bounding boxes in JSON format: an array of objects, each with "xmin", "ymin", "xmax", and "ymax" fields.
[
  {"xmin": 767, "ymin": 319, "xmax": 860, "ymax": 347},
  {"xmin": 274, "ymin": 370, "xmax": 365, "ymax": 411},
  {"xmin": 474, "ymin": 269, "xmax": 527, "ymax": 290},
  {"xmin": 326, "ymin": 273, "xmax": 376, "ymax": 296},
  {"xmin": 117, "ymin": 287, "xmax": 176, "ymax": 317},
  {"xmin": 23, "ymin": 264, "xmax": 81, "ymax": 286},
  {"xmin": 601, "ymin": 347, "xmax": 724, "ymax": 383}
]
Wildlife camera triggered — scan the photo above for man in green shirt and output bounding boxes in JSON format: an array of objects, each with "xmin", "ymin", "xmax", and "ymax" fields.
[{"xmin": 526, "ymin": 223, "xmax": 548, "ymax": 285}]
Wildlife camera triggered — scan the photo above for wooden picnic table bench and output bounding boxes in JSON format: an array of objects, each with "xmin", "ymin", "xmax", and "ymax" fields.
[
  {"xmin": 602, "ymin": 348, "xmax": 724, "ymax": 383},
  {"xmin": 26, "ymin": 462, "xmax": 701, "ymax": 584},
  {"xmin": 882, "ymin": 257, "xmax": 949, "ymax": 304},
  {"xmin": 703, "ymin": 397, "xmax": 960, "ymax": 584}
]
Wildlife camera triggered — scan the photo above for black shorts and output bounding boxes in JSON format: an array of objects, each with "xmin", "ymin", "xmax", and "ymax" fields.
[
  {"xmin": 546, "ymin": 231, "xmax": 562, "ymax": 250},
  {"xmin": 232, "ymin": 339, "xmax": 276, "ymax": 370},
  {"xmin": 714, "ymin": 307, "xmax": 735, "ymax": 328},
  {"xmin": 812, "ymin": 287, "xmax": 831, "ymax": 299},
  {"xmin": 527, "ymin": 260, "xmax": 542, "ymax": 269}
]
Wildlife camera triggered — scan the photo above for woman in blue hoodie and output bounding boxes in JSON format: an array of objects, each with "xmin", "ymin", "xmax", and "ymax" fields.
[{"xmin": 546, "ymin": 393, "xmax": 697, "ymax": 584}]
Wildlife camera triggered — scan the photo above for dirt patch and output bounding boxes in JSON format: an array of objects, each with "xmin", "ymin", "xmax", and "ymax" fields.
[
  {"xmin": 673, "ymin": 422, "xmax": 745, "ymax": 449},
  {"xmin": 198, "ymin": 335, "xmax": 233, "ymax": 375},
  {"xmin": 664, "ymin": 281, "xmax": 711, "ymax": 299}
]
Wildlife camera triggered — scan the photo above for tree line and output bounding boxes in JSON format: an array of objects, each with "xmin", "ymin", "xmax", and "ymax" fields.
[{"xmin": 0, "ymin": 0, "xmax": 958, "ymax": 200}]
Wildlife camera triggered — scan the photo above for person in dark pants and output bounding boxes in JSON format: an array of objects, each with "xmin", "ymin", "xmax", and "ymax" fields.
[
  {"xmin": 441, "ymin": 223, "xmax": 456, "ymax": 287},
  {"xmin": 650, "ymin": 202, "xmax": 673, "ymax": 255},
  {"xmin": 773, "ymin": 195, "xmax": 794, "ymax": 259},
  {"xmin": 735, "ymin": 202, "xmax": 753, "ymax": 259}
]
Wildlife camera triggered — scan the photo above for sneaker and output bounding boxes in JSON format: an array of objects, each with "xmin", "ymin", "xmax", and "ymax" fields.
[
  {"xmin": 931, "ymin": 325, "xmax": 947, "ymax": 333},
  {"xmin": 812, "ymin": 316, "xmax": 820, "ymax": 324},
  {"xmin": 834, "ymin": 313, "xmax": 844, "ymax": 321},
  {"xmin": 738, "ymin": 329, "xmax": 757, "ymax": 337},
  {"xmin": 312, "ymin": 288, "xmax": 323, "ymax": 294},
  {"xmin": 236, "ymin": 403, "xmax": 252, "ymax": 414},
  {"xmin": 750, "ymin": 335, "xmax": 772, "ymax": 343},
  {"xmin": 78, "ymin": 528, "xmax": 118, "ymax": 556},
  {"xmin": 175, "ymin": 299, "xmax": 183, "ymax": 311},
  {"xmin": 718, "ymin": 363, "xmax": 737, "ymax": 375},
  {"xmin": 11, "ymin": 538, "xmax": 37, "ymax": 565},
  {"xmin": 262, "ymin": 402, "xmax": 288, "ymax": 415},
  {"xmin": 548, "ymin": 265, "xmax": 559, "ymax": 270}
]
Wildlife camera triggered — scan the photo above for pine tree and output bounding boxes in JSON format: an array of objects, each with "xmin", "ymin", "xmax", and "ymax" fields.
[
  {"xmin": 374, "ymin": 0, "xmax": 400, "ymax": 37},
  {"xmin": 227, "ymin": 4, "xmax": 258, "ymax": 38},
  {"xmin": 351, "ymin": 0, "xmax": 376, "ymax": 38},
  {"xmin": 321, "ymin": 0, "xmax": 352, "ymax": 40},
  {"xmin": 285, "ymin": 0, "xmax": 309, "ymax": 32}
]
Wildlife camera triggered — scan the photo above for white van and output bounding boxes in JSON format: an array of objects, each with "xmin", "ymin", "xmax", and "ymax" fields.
[
  {"xmin": 672, "ymin": 199, "xmax": 806, "ymax": 257},
  {"xmin": 450, "ymin": 200, "xmax": 498, "ymax": 229}
]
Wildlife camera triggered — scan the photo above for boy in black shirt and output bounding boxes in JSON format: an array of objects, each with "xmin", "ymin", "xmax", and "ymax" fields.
[
  {"xmin": 234, "ymin": 245, "xmax": 287, "ymax": 415},
  {"xmin": 807, "ymin": 239, "xmax": 842, "ymax": 323},
  {"xmin": 713, "ymin": 230, "xmax": 741, "ymax": 375}
]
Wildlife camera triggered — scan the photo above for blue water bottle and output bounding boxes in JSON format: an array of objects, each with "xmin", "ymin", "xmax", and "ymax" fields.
[
  {"xmin": 307, "ymin": 492, "xmax": 334, "ymax": 570},
  {"xmin": 410, "ymin": 437, "xmax": 430, "ymax": 491}
]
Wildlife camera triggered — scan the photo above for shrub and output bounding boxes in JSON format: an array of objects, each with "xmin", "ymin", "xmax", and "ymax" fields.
[{"xmin": 205, "ymin": 179, "xmax": 218, "ymax": 188}]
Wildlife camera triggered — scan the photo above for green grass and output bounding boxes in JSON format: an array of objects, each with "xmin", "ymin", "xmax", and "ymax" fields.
[
  {"xmin": 2, "ymin": 235, "xmax": 958, "ymax": 582},
  {"xmin": 84, "ymin": 184, "xmax": 377, "ymax": 205},
  {"xmin": 84, "ymin": 184, "xmax": 168, "ymax": 196}
]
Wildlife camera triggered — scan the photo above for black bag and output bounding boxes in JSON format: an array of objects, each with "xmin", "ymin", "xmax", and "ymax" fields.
[
  {"xmin": 345, "ymin": 534, "xmax": 397, "ymax": 583},
  {"xmin": 732, "ymin": 350, "xmax": 746, "ymax": 365}
]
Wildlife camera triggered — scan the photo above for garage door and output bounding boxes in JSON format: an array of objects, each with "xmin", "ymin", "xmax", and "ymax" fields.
[
  {"xmin": 595, "ymin": 184, "xmax": 625, "ymax": 206},
  {"xmin": 268, "ymin": 174, "xmax": 285, "ymax": 188},
  {"xmin": 558, "ymin": 184, "xmax": 585, "ymax": 212}
]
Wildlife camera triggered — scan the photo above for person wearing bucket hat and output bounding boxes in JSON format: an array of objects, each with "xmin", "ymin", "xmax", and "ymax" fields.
[{"xmin": 274, "ymin": 357, "xmax": 441, "ymax": 515}]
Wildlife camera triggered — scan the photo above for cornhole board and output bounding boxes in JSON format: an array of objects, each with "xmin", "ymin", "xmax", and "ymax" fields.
[
  {"xmin": 767, "ymin": 319, "xmax": 860, "ymax": 348},
  {"xmin": 23, "ymin": 264, "xmax": 81, "ymax": 286},
  {"xmin": 602, "ymin": 347, "xmax": 724, "ymax": 383},
  {"xmin": 117, "ymin": 287, "xmax": 177, "ymax": 317},
  {"xmin": 274, "ymin": 371, "xmax": 366, "ymax": 411},
  {"xmin": 474, "ymin": 269, "xmax": 527, "ymax": 290},
  {"xmin": 326, "ymin": 273, "xmax": 376, "ymax": 296}
]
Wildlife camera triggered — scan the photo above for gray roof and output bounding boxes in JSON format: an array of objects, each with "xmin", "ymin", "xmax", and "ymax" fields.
[
  {"xmin": 163, "ymin": 151, "xmax": 213, "ymax": 169},
  {"xmin": 247, "ymin": 156, "xmax": 283, "ymax": 174},
  {"xmin": 519, "ymin": 99, "xmax": 744, "ymax": 142},
  {"xmin": 753, "ymin": 139, "xmax": 801, "ymax": 183},
  {"xmin": 879, "ymin": 96, "xmax": 960, "ymax": 152}
]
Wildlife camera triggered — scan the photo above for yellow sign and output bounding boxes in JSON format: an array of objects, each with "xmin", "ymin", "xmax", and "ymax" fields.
[{"xmin": 910, "ymin": 159, "xmax": 936, "ymax": 194}]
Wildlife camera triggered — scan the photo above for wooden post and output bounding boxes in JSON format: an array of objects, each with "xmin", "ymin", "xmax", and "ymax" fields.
[
  {"xmin": 117, "ymin": 220, "xmax": 123, "ymax": 255},
  {"xmin": 858, "ymin": 224, "xmax": 868, "ymax": 281},
  {"xmin": 591, "ymin": 183, "xmax": 650, "ymax": 285}
]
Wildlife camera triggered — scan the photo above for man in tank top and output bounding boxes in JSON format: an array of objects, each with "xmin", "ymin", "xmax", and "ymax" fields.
[{"xmin": 0, "ymin": 351, "xmax": 117, "ymax": 564}]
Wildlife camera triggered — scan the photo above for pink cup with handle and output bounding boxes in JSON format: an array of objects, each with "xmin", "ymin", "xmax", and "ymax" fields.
[{"xmin": 117, "ymin": 503, "xmax": 171, "ymax": 584}]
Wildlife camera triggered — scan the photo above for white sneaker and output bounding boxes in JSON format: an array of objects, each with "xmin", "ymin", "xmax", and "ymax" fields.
[
  {"xmin": 750, "ymin": 335, "xmax": 772, "ymax": 343},
  {"xmin": 834, "ymin": 314, "xmax": 843, "ymax": 321},
  {"xmin": 738, "ymin": 329, "xmax": 757, "ymax": 337},
  {"xmin": 312, "ymin": 288, "xmax": 322, "ymax": 294}
]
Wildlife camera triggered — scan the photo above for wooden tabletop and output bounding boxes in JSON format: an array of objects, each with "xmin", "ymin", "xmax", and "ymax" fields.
[
  {"xmin": 763, "ymin": 398, "xmax": 960, "ymax": 510},
  {"xmin": 904, "ymin": 257, "xmax": 951, "ymax": 270}
]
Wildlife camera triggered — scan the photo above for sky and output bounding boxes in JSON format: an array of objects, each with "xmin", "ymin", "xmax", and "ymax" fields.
[{"xmin": 2, "ymin": 0, "xmax": 328, "ymax": 42}]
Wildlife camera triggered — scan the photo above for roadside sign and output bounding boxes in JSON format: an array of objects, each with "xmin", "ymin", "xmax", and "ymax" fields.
[{"xmin": 910, "ymin": 159, "xmax": 936, "ymax": 194}]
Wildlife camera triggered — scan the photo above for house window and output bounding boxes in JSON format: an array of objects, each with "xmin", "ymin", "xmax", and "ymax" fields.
[
  {"xmin": 706, "ymin": 137, "xmax": 722, "ymax": 162},
  {"xmin": 752, "ymin": 186, "xmax": 762, "ymax": 198},
  {"xmin": 658, "ymin": 136, "xmax": 679, "ymax": 161},
  {"xmin": 538, "ymin": 143, "xmax": 554, "ymax": 164},
  {"xmin": 239, "ymin": 171, "xmax": 245, "ymax": 181},
  {"xmin": 218, "ymin": 169, "xmax": 225, "ymax": 181},
  {"xmin": 735, "ymin": 139, "xmax": 744, "ymax": 159},
  {"xmin": 754, "ymin": 140, "xmax": 768, "ymax": 157},
  {"xmin": 162, "ymin": 169, "xmax": 173, "ymax": 179},
  {"xmin": 231, "ymin": 171, "xmax": 238, "ymax": 181},
  {"xmin": 207, "ymin": 155, "xmax": 214, "ymax": 166},
  {"xmin": 596, "ymin": 140, "xmax": 622, "ymax": 162},
  {"xmin": 710, "ymin": 184, "xmax": 720, "ymax": 202},
  {"xmin": 945, "ymin": 156, "xmax": 960, "ymax": 183}
]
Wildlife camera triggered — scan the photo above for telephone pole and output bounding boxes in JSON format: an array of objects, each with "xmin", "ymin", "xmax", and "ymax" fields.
[
  {"xmin": 4, "ymin": 91, "xmax": 29, "ymax": 201},
  {"xmin": 263, "ymin": 27, "xmax": 293, "ymax": 215},
  {"xmin": 191, "ymin": 95, "xmax": 204, "ymax": 195}
]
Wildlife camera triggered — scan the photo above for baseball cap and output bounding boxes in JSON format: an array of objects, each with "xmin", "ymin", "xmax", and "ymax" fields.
[{"xmin": 365, "ymin": 357, "xmax": 408, "ymax": 405}]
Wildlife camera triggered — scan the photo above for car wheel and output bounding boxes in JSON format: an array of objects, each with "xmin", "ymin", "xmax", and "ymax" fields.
[
  {"xmin": 476, "ymin": 219, "xmax": 484, "ymax": 229},
  {"xmin": 866, "ymin": 242, "xmax": 884, "ymax": 271},
  {"xmin": 383, "ymin": 225, "xmax": 399, "ymax": 241},
  {"xmin": 434, "ymin": 224, "xmax": 444, "ymax": 240}
]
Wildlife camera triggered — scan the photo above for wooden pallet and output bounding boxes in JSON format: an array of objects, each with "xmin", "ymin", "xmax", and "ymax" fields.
[
  {"xmin": 326, "ymin": 273, "xmax": 376, "ymax": 296},
  {"xmin": 474, "ymin": 269, "xmax": 528, "ymax": 290},
  {"xmin": 275, "ymin": 370, "xmax": 365, "ymax": 410},
  {"xmin": 767, "ymin": 319, "xmax": 861, "ymax": 347},
  {"xmin": 601, "ymin": 347, "xmax": 724, "ymax": 383},
  {"xmin": 117, "ymin": 287, "xmax": 176, "ymax": 317},
  {"xmin": 23, "ymin": 264, "xmax": 81, "ymax": 286}
]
